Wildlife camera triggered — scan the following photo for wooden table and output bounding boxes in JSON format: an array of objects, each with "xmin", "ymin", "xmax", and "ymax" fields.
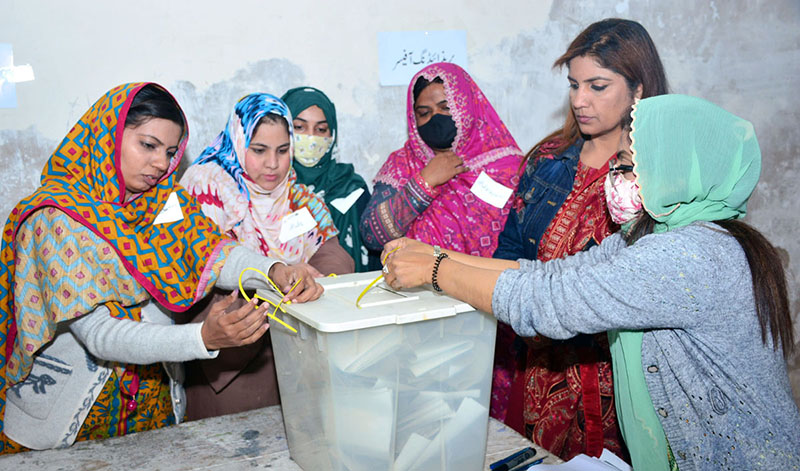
[{"xmin": 0, "ymin": 405, "xmax": 562, "ymax": 470}]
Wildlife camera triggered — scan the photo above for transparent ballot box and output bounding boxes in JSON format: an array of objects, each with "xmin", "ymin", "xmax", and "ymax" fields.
[{"xmin": 260, "ymin": 271, "xmax": 497, "ymax": 471}]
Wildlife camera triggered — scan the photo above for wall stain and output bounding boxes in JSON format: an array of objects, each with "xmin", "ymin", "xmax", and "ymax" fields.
[{"xmin": 0, "ymin": 128, "xmax": 58, "ymax": 224}]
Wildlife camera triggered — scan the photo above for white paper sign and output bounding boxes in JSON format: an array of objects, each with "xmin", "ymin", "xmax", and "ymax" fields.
[
  {"xmin": 329, "ymin": 188, "xmax": 365, "ymax": 214},
  {"xmin": 469, "ymin": 171, "xmax": 513, "ymax": 209},
  {"xmin": 0, "ymin": 43, "xmax": 17, "ymax": 108},
  {"xmin": 279, "ymin": 206, "xmax": 317, "ymax": 243},
  {"xmin": 378, "ymin": 30, "xmax": 468, "ymax": 86},
  {"xmin": 153, "ymin": 192, "xmax": 184, "ymax": 225}
]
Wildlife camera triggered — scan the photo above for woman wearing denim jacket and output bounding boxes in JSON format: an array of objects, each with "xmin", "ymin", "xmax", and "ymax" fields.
[{"xmin": 490, "ymin": 18, "xmax": 669, "ymax": 460}]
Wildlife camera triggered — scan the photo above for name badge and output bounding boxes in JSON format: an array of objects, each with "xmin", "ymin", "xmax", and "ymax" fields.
[
  {"xmin": 469, "ymin": 171, "xmax": 513, "ymax": 209},
  {"xmin": 279, "ymin": 207, "xmax": 317, "ymax": 243},
  {"xmin": 153, "ymin": 192, "xmax": 184, "ymax": 225},
  {"xmin": 329, "ymin": 188, "xmax": 365, "ymax": 214}
]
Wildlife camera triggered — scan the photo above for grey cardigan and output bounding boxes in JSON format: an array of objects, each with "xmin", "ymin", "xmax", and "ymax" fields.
[
  {"xmin": 492, "ymin": 223, "xmax": 800, "ymax": 471},
  {"xmin": 4, "ymin": 235, "xmax": 282, "ymax": 450}
]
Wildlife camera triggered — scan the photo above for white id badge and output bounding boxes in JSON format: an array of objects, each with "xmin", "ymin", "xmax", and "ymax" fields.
[
  {"xmin": 153, "ymin": 192, "xmax": 184, "ymax": 225},
  {"xmin": 279, "ymin": 207, "xmax": 317, "ymax": 243},
  {"xmin": 469, "ymin": 171, "xmax": 513, "ymax": 209},
  {"xmin": 329, "ymin": 188, "xmax": 365, "ymax": 214}
]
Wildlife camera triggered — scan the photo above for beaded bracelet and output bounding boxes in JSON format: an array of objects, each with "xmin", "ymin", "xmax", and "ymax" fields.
[{"xmin": 431, "ymin": 252, "xmax": 449, "ymax": 292}]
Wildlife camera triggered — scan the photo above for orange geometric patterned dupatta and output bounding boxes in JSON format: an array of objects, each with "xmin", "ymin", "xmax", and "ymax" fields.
[{"xmin": 0, "ymin": 83, "xmax": 234, "ymax": 448}]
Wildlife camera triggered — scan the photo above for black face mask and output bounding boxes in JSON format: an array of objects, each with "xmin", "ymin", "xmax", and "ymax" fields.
[{"xmin": 417, "ymin": 113, "xmax": 457, "ymax": 150}]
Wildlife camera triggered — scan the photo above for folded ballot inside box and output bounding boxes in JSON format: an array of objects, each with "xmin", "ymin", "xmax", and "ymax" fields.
[{"xmin": 260, "ymin": 271, "xmax": 497, "ymax": 471}]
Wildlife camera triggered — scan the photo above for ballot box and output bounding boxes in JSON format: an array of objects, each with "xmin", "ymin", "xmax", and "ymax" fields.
[{"xmin": 260, "ymin": 271, "xmax": 497, "ymax": 471}]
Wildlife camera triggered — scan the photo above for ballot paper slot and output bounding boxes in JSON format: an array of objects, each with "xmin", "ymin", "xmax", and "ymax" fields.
[
  {"xmin": 268, "ymin": 271, "xmax": 496, "ymax": 471},
  {"xmin": 326, "ymin": 282, "xmax": 420, "ymax": 308}
]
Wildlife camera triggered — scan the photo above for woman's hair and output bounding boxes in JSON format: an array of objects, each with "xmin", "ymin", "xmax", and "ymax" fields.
[
  {"xmin": 125, "ymin": 84, "xmax": 185, "ymax": 131},
  {"xmin": 526, "ymin": 18, "xmax": 669, "ymax": 161},
  {"xmin": 256, "ymin": 113, "xmax": 290, "ymax": 135},
  {"xmin": 623, "ymin": 213, "xmax": 794, "ymax": 357},
  {"xmin": 413, "ymin": 76, "xmax": 444, "ymax": 102}
]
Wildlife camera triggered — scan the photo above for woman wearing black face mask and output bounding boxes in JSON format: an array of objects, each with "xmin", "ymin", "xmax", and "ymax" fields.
[{"xmin": 360, "ymin": 63, "xmax": 524, "ymax": 258}]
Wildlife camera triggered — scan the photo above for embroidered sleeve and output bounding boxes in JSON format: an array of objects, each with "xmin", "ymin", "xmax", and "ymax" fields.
[
  {"xmin": 359, "ymin": 176, "xmax": 436, "ymax": 251},
  {"xmin": 291, "ymin": 187, "xmax": 339, "ymax": 243}
]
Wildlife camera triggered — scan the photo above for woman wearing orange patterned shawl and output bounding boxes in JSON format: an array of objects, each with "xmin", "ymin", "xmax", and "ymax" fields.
[{"xmin": 0, "ymin": 83, "xmax": 320, "ymax": 454}]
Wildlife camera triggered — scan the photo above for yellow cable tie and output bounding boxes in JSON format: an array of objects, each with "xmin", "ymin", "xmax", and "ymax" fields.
[
  {"xmin": 382, "ymin": 246, "xmax": 401, "ymax": 265},
  {"xmin": 266, "ymin": 277, "xmax": 303, "ymax": 333},
  {"xmin": 238, "ymin": 267, "xmax": 296, "ymax": 332},
  {"xmin": 355, "ymin": 246, "xmax": 402, "ymax": 309},
  {"xmin": 356, "ymin": 273, "xmax": 384, "ymax": 309}
]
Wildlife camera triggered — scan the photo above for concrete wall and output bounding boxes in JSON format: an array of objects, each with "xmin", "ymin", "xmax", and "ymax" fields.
[{"xmin": 2, "ymin": 0, "xmax": 799, "ymax": 402}]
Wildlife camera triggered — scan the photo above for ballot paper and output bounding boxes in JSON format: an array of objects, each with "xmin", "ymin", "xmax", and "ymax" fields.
[
  {"xmin": 335, "ymin": 387, "xmax": 395, "ymax": 469},
  {"xmin": 402, "ymin": 397, "xmax": 488, "ymax": 470},
  {"xmin": 409, "ymin": 340, "xmax": 473, "ymax": 376}
]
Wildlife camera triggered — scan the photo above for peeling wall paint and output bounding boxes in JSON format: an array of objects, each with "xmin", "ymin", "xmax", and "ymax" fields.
[{"xmin": 1, "ymin": 0, "xmax": 799, "ymax": 403}]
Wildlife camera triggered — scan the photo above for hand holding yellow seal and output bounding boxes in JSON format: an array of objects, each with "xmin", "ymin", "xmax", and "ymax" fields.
[{"xmin": 237, "ymin": 267, "xmax": 301, "ymax": 333}]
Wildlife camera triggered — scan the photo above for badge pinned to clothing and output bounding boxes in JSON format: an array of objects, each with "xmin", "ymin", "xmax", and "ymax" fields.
[
  {"xmin": 153, "ymin": 192, "xmax": 184, "ymax": 225},
  {"xmin": 329, "ymin": 188, "xmax": 365, "ymax": 214},
  {"xmin": 279, "ymin": 207, "xmax": 317, "ymax": 243},
  {"xmin": 470, "ymin": 171, "xmax": 513, "ymax": 208}
]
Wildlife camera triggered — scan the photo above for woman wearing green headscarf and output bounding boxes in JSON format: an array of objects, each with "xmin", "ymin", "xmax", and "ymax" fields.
[
  {"xmin": 281, "ymin": 87, "xmax": 380, "ymax": 272},
  {"xmin": 380, "ymin": 94, "xmax": 800, "ymax": 470}
]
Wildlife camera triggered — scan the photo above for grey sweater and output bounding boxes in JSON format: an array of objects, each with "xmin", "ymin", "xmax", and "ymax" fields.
[{"xmin": 492, "ymin": 223, "xmax": 800, "ymax": 471}]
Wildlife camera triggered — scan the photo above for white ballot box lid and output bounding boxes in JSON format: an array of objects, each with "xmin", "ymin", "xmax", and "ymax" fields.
[{"xmin": 257, "ymin": 271, "xmax": 476, "ymax": 333}]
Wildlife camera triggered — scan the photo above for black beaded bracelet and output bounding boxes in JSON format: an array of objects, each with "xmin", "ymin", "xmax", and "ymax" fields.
[{"xmin": 431, "ymin": 252, "xmax": 449, "ymax": 292}]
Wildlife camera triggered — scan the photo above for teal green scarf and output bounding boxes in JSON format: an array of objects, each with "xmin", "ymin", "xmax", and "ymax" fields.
[
  {"xmin": 612, "ymin": 94, "xmax": 761, "ymax": 470},
  {"xmin": 281, "ymin": 87, "xmax": 372, "ymax": 271}
]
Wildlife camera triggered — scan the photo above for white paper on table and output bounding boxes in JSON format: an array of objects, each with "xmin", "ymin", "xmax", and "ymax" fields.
[
  {"xmin": 469, "ymin": 170, "xmax": 514, "ymax": 208},
  {"xmin": 279, "ymin": 206, "xmax": 317, "ymax": 242},
  {"xmin": 531, "ymin": 448, "xmax": 631, "ymax": 470},
  {"xmin": 329, "ymin": 187, "xmax": 365, "ymax": 214}
]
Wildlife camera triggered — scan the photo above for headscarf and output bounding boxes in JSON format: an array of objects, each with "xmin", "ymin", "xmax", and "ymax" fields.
[
  {"xmin": 610, "ymin": 94, "xmax": 762, "ymax": 471},
  {"xmin": 373, "ymin": 63, "xmax": 524, "ymax": 256},
  {"xmin": 0, "ymin": 83, "xmax": 233, "ymax": 428},
  {"xmin": 281, "ymin": 87, "xmax": 370, "ymax": 270},
  {"xmin": 182, "ymin": 93, "xmax": 337, "ymax": 265},
  {"xmin": 632, "ymin": 94, "xmax": 761, "ymax": 231}
]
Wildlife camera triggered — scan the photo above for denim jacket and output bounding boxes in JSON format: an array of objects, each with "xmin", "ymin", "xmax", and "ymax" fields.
[{"xmin": 494, "ymin": 139, "xmax": 583, "ymax": 261}]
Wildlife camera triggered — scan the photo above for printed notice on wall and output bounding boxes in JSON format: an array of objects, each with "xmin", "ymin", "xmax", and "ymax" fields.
[
  {"xmin": 0, "ymin": 44, "xmax": 17, "ymax": 108},
  {"xmin": 0, "ymin": 43, "xmax": 35, "ymax": 109},
  {"xmin": 378, "ymin": 31, "xmax": 468, "ymax": 86}
]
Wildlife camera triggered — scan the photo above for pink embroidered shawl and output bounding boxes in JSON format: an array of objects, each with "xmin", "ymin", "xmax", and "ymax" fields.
[{"xmin": 373, "ymin": 63, "xmax": 523, "ymax": 256}]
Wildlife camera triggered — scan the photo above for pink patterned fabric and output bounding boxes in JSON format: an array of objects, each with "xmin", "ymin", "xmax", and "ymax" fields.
[{"xmin": 373, "ymin": 63, "xmax": 523, "ymax": 256}]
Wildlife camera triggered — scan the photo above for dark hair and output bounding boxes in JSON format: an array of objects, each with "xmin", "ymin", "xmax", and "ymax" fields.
[
  {"xmin": 623, "ymin": 213, "xmax": 794, "ymax": 357},
  {"xmin": 526, "ymin": 18, "xmax": 669, "ymax": 162},
  {"xmin": 255, "ymin": 113, "xmax": 290, "ymax": 135},
  {"xmin": 125, "ymin": 84, "xmax": 185, "ymax": 131},
  {"xmin": 413, "ymin": 76, "xmax": 444, "ymax": 102}
]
